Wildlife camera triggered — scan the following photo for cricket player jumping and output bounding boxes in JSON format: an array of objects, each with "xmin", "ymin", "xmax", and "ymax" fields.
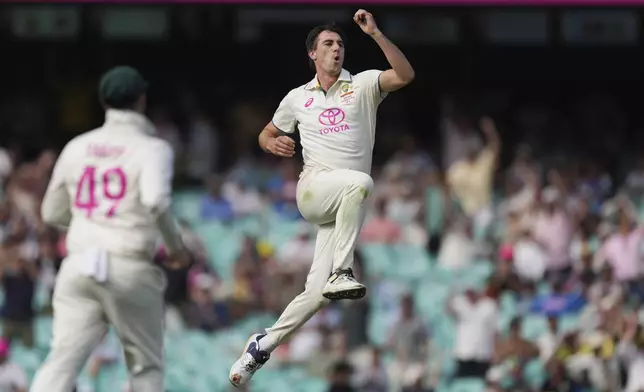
[
  {"xmin": 229, "ymin": 9, "xmax": 414, "ymax": 386},
  {"xmin": 30, "ymin": 66, "xmax": 189, "ymax": 392}
]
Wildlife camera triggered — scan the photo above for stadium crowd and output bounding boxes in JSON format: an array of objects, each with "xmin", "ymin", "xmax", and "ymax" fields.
[{"xmin": 1, "ymin": 84, "xmax": 644, "ymax": 392}]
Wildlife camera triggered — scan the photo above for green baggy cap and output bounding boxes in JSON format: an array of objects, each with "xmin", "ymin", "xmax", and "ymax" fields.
[{"xmin": 98, "ymin": 66, "xmax": 148, "ymax": 109}]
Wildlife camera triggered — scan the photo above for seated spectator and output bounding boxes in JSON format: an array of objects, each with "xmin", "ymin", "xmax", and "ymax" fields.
[
  {"xmin": 537, "ymin": 316, "xmax": 561, "ymax": 362},
  {"xmin": 386, "ymin": 180, "xmax": 423, "ymax": 226},
  {"xmin": 532, "ymin": 187, "xmax": 574, "ymax": 282},
  {"xmin": 540, "ymin": 360, "xmax": 578, "ymax": 392},
  {"xmin": 278, "ymin": 224, "xmax": 315, "ymax": 274},
  {"xmin": 353, "ymin": 347, "xmax": 388, "ymax": 392},
  {"xmin": 222, "ymin": 179, "xmax": 264, "ymax": 217},
  {"xmin": 0, "ymin": 236, "xmax": 38, "ymax": 348},
  {"xmin": 267, "ymin": 160, "xmax": 301, "ymax": 221},
  {"xmin": 0, "ymin": 337, "xmax": 27, "ymax": 392},
  {"xmin": 0, "ymin": 202, "xmax": 12, "ymax": 244},
  {"xmin": 492, "ymin": 246, "xmax": 523, "ymax": 294},
  {"xmin": 288, "ymin": 307, "xmax": 343, "ymax": 369},
  {"xmin": 512, "ymin": 230, "xmax": 547, "ymax": 282},
  {"xmin": 566, "ymin": 331, "xmax": 617, "ymax": 391},
  {"xmin": 386, "ymin": 295, "xmax": 430, "ymax": 390},
  {"xmin": 186, "ymin": 273, "xmax": 228, "ymax": 332},
  {"xmin": 594, "ymin": 208, "xmax": 644, "ymax": 302},
  {"xmin": 587, "ymin": 264, "xmax": 624, "ymax": 307},
  {"xmin": 199, "ymin": 175, "xmax": 234, "ymax": 222},
  {"xmin": 493, "ymin": 317, "xmax": 538, "ymax": 364},
  {"xmin": 382, "ymin": 134, "xmax": 434, "ymax": 179},
  {"xmin": 403, "ymin": 212, "xmax": 428, "ymax": 247},
  {"xmin": 360, "ymin": 199, "xmax": 401, "ymax": 244},
  {"xmin": 437, "ymin": 218, "xmax": 476, "ymax": 270},
  {"xmin": 617, "ymin": 314, "xmax": 644, "ymax": 392},
  {"xmin": 328, "ymin": 361, "xmax": 355, "ymax": 392},
  {"xmin": 623, "ymin": 155, "xmax": 644, "ymax": 198}
]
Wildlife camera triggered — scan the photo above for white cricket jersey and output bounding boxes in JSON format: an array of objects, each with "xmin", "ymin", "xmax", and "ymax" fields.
[
  {"xmin": 272, "ymin": 69, "xmax": 386, "ymax": 175},
  {"xmin": 41, "ymin": 109, "xmax": 183, "ymax": 260}
]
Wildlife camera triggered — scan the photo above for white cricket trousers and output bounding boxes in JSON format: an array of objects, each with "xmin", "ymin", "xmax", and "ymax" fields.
[
  {"xmin": 262, "ymin": 168, "xmax": 374, "ymax": 352},
  {"xmin": 30, "ymin": 253, "xmax": 166, "ymax": 392}
]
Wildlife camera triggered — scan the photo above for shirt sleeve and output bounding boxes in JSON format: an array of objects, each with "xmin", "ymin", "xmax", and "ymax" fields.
[
  {"xmin": 9, "ymin": 364, "xmax": 28, "ymax": 389},
  {"xmin": 451, "ymin": 295, "xmax": 471, "ymax": 317},
  {"xmin": 139, "ymin": 140, "xmax": 184, "ymax": 253},
  {"xmin": 139, "ymin": 140, "xmax": 174, "ymax": 213},
  {"xmin": 476, "ymin": 147, "xmax": 497, "ymax": 172},
  {"xmin": 357, "ymin": 69, "xmax": 388, "ymax": 106},
  {"xmin": 41, "ymin": 147, "xmax": 72, "ymax": 228},
  {"xmin": 271, "ymin": 91, "xmax": 297, "ymax": 134}
]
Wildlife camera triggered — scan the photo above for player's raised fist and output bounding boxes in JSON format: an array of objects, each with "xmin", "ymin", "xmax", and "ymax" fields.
[
  {"xmin": 354, "ymin": 9, "xmax": 380, "ymax": 36},
  {"xmin": 267, "ymin": 135, "xmax": 296, "ymax": 158}
]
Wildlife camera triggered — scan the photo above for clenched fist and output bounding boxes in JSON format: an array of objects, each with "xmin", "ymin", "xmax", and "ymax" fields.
[
  {"xmin": 353, "ymin": 9, "xmax": 380, "ymax": 36},
  {"xmin": 267, "ymin": 135, "xmax": 296, "ymax": 158}
]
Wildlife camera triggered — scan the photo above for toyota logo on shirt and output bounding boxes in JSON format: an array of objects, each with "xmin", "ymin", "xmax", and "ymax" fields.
[
  {"xmin": 318, "ymin": 108, "xmax": 345, "ymax": 126},
  {"xmin": 318, "ymin": 108, "xmax": 350, "ymax": 135}
]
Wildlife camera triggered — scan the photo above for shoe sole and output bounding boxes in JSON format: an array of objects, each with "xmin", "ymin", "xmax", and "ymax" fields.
[
  {"xmin": 229, "ymin": 334, "xmax": 262, "ymax": 388},
  {"xmin": 322, "ymin": 286, "xmax": 366, "ymax": 300}
]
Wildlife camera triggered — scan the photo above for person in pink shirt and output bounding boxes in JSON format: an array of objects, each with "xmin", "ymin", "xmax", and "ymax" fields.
[
  {"xmin": 361, "ymin": 198, "xmax": 401, "ymax": 244},
  {"xmin": 595, "ymin": 208, "xmax": 644, "ymax": 299},
  {"xmin": 532, "ymin": 187, "xmax": 574, "ymax": 282}
]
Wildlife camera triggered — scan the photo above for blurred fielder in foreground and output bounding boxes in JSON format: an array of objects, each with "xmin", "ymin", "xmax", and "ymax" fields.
[{"xmin": 30, "ymin": 66, "xmax": 188, "ymax": 392}]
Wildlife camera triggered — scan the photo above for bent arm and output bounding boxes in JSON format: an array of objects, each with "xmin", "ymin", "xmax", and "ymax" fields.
[
  {"xmin": 139, "ymin": 141, "xmax": 184, "ymax": 253},
  {"xmin": 371, "ymin": 31, "xmax": 415, "ymax": 92},
  {"xmin": 258, "ymin": 122, "xmax": 282, "ymax": 153},
  {"xmin": 41, "ymin": 152, "xmax": 72, "ymax": 228}
]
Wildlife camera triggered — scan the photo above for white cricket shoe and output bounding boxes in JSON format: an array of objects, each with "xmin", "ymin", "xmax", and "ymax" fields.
[
  {"xmin": 229, "ymin": 333, "xmax": 270, "ymax": 387},
  {"xmin": 322, "ymin": 268, "xmax": 367, "ymax": 300}
]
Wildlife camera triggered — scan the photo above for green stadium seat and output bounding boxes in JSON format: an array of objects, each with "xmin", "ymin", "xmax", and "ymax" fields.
[
  {"xmin": 359, "ymin": 243, "xmax": 394, "ymax": 277},
  {"xmin": 391, "ymin": 244, "xmax": 432, "ymax": 280},
  {"xmin": 193, "ymin": 221, "xmax": 242, "ymax": 279},
  {"xmin": 173, "ymin": 190, "xmax": 205, "ymax": 224},
  {"xmin": 450, "ymin": 378, "xmax": 486, "ymax": 392}
]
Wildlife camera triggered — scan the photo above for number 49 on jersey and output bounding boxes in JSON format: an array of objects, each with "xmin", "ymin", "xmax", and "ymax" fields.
[{"xmin": 74, "ymin": 166, "xmax": 128, "ymax": 218}]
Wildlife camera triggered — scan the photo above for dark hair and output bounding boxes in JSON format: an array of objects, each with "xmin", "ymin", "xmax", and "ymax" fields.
[
  {"xmin": 305, "ymin": 23, "xmax": 346, "ymax": 70},
  {"xmin": 510, "ymin": 317, "xmax": 522, "ymax": 331},
  {"xmin": 331, "ymin": 360, "xmax": 353, "ymax": 375}
]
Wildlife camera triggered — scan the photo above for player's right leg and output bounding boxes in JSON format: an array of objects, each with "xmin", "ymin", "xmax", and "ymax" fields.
[
  {"xmin": 100, "ymin": 256, "xmax": 166, "ymax": 392},
  {"xmin": 298, "ymin": 168, "xmax": 374, "ymax": 300},
  {"xmin": 30, "ymin": 256, "xmax": 108, "ymax": 392}
]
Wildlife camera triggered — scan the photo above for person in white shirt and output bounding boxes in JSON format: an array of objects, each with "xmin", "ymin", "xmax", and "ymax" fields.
[
  {"xmin": 30, "ymin": 66, "xmax": 188, "ymax": 392},
  {"xmin": 448, "ymin": 288, "xmax": 499, "ymax": 379},
  {"xmin": 0, "ymin": 338, "xmax": 27, "ymax": 392},
  {"xmin": 618, "ymin": 314, "xmax": 644, "ymax": 392},
  {"xmin": 229, "ymin": 9, "xmax": 414, "ymax": 387}
]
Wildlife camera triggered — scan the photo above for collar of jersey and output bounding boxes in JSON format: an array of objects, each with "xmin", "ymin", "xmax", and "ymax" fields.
[
  {"xmin": 305, "ymin": 69, "xmax": 352, "ymax": 91},
  {"xmin": 104, "ymin": 109, "xmax": 156, "ymax": 136}
]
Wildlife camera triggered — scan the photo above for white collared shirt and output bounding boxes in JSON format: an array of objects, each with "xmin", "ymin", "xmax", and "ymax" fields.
[
  {"xmin": 618, "ymin": 341, "xmax": 644, "ymax": 392},
  {"xmin": 451, "ymin": 295, "xmax": 499, "ymax": 361},
  {"xmin": 0, "ymin": 362, "xmax": 27, "ymax": 392},
  {"xmin": 272, "ymin": 69, "xmax": 386, "ymax": 175},
  {"xmin": 41, "ymin": 109, "xmax": 183, "ymax": 259}
]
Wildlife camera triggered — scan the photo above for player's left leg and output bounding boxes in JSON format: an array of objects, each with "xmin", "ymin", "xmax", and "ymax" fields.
[
  {"xmin": 101, "ymin": 256, "xmax": 166, "ymax": 392},
  {"xmin": 30, "ymin": 256, "xmax": 108, "ymax": 392},
  {"xmin": 229, "ymin": 222, "xmax": 335, "ymax": 387}
]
